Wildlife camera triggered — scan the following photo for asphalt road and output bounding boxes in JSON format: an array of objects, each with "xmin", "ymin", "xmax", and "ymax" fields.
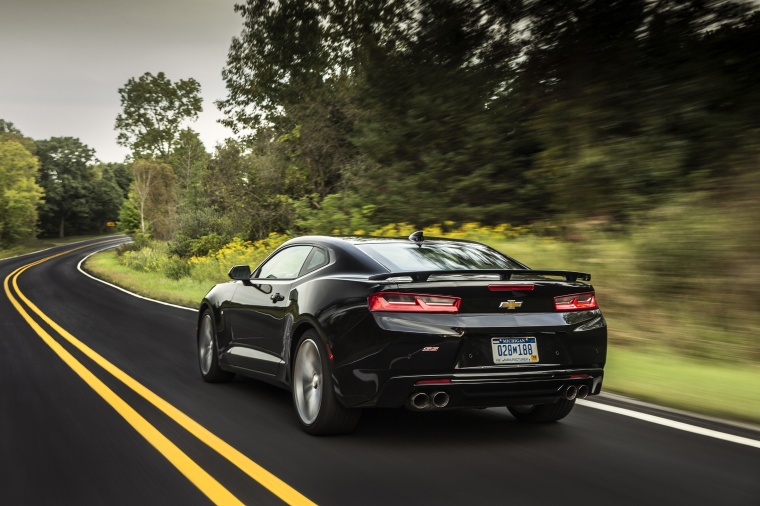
[{"xmin": 1, "ymin": 237, "xmax": 759, "ymax": 506}]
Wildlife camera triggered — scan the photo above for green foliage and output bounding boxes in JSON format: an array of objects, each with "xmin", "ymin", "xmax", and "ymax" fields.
[
  {"xmin": 35, "ymin": 136, "xmax": 121, "ymax": 238},
  {"xmin": 0, "ymin": 140, "xmax": 44, "ymax": 246},
  {"xmin": 117, "ymin": 198, "xmax": 141, "ymax": 235},
  {"xmin": 100, "ymin": 162, "xmax": 132, "ymax": 198},
  {"xmin": 116, "ymin": 72, "xmax": 202, "ymax": 158},
  {"xmin": 162, "ymin": 257, "xmax": 192, "ymax": 280},
  {"xmin": 168, "ymin": 208, "xmax": 235, "ymax": 258},
  {"xmin": 0, "ymin": 119, "xmax": 37, "ymax": 155},
  {"xmin": 187, "ymin": 234, "xmax": 290, "ymax": 283},
  {"xmin": 129, "ymin": 159, "xmax": 176, "ymax": 240},
  {"xmin": 118, "ymin": 244, "xmax": 168, "ymax": 273},
  {"xmin": 202, "ymin": 140, "xmax": 296, "ymax": 240},
  {"xmin": 216, "ymin": 0, "xmax": 760, "ymax": 230},
  {"xmin": 166, "ymin": 128, "xmax": 210, "ymax": 213},
  {"xmin": 631, "ymin": 189, "xmax": 760, "ymax": 359},
  {"xmin": 292, "ymin": 192, "xmax": 376, "ymax": 235}
]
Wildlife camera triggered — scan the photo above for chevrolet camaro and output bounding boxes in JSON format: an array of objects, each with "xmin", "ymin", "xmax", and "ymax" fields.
[{"xmin": 196, "ymin": 232, "xmax": 607, "ymax": 435}]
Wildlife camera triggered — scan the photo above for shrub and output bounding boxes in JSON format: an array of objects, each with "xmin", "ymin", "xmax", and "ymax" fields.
[
  {"xmin": 189, "ymin": 233, "xmax": 291, "ymax": 283},
  {"xmin": 163, "ymin": 257, "xmax": 192, "ymax": 280}
]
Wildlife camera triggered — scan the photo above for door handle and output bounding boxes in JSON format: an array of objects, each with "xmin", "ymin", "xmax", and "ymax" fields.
[{"xmin": 270, "ymin": 293, "xmax": 285, "ymax": 303}]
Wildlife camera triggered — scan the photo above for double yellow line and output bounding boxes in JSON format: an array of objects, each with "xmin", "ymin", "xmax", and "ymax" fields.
[{"xmin": 3, "ymin": 240, "xmax": 316, "ymax": 506}]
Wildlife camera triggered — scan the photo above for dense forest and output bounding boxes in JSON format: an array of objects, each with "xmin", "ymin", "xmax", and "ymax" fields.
[{"xmin": 1, "ymin": 0, "xmax": 759, "ymax": 250}]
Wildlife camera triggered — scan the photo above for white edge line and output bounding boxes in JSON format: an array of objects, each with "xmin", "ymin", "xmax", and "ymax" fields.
[
  {"xmin": 77, "ymin": 245, "xmax": 196, "ymax": 313},
  {"xmin": 71, "ymin": 243, "xmax": 760, "ymax": 450},
  {"xmin": 577, "ymin": 399, "xmax": 760, "ymax": 450},
  {"xmin": 597, "ymin": 392, "xmax": 760, "ymax": 433}
]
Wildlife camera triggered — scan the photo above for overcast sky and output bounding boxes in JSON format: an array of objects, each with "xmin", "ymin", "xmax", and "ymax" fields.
[{"xmin": 1, "ymin": 0, "xmax": 242, "ymax": 163}]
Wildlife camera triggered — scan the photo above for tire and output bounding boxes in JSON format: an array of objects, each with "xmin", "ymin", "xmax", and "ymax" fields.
[
  {"xmin": 292, "ymin": 330, "xmax": 360, "ymax": 435},
  {"xmin": 508, "ymin": 398, "xmax": 576, "ymax": 423},
  {"xmin": 197, "ymin": 309, "xmax": 235, "ymax": 383}
]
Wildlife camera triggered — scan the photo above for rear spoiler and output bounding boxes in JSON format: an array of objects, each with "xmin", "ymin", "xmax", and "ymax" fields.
[{"xmin": 368, "ymin": 269, "xmax": 591, "ymax": 283}]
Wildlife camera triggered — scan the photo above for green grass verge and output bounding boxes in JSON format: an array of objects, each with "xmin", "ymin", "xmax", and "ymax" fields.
[
  {"xmin": 85, "ymin": 250, "xmax": 212, "ymax": 309},
  {"xmin": 85, "ymin": 247, "xmax": 760, "ymax": 425},
  {"xmin": 604, "ymin": 346, "xmax": 760, "ymax": 424}
]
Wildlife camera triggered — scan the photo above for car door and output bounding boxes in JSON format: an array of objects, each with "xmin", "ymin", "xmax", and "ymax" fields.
[{"xmin": 226, "ymin": 245, "xmax": 314, "ymax": 375}]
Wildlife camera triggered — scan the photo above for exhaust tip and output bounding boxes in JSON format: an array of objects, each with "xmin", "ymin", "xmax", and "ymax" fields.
[
  {"xmin": 564, "ymin": 384, "xmax": 578, "ymax": 401},
  {"xmin": 431, "ymin": 391, "xmax": 450, "ymax": 408},
  {"xmin": 577, "ymin": 384, "xmax": 589, "ymax": 399},
  {"xmin": 409, "ymin": 392, "xmax": 430, "ymax": 410}
]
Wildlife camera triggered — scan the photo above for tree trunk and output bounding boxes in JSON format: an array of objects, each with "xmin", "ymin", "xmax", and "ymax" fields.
[{"xmin": 59, "ymin": 215, "xmax": 65, "ymax": 238}]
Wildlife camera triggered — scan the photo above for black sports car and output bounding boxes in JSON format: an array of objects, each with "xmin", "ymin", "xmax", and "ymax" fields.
[{"xmin": 196, "ymin": 232, "xmax": 607, "ymax": 435}]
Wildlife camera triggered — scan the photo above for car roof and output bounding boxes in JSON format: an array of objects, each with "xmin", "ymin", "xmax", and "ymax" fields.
[{"xmin": 285, "ymin": 235, "xmax": 482, "ymax": 247}]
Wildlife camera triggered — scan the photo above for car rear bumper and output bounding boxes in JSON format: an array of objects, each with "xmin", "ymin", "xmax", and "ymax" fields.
[{"xmin": 350, "ymin": 367, "xmax": 604, "ymax": 408}]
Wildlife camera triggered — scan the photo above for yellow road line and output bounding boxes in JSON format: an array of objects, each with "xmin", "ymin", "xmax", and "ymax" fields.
[
  {"xmin": 5, "ymin": 263, "xmax": 244, "ymax": 506},
  {"xmin": 6, "ymin": 244, "xmax": 317, "ymax": 506}
]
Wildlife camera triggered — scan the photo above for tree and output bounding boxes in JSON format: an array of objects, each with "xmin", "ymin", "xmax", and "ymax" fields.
[
  {"xmin": 0, "ymin": 140, "xmax": 44, "ymax": 246},
  {"xmin": 1, "ymin": 118, "xmax": 37, "ymax": 154},
  {"xmin": 216, "ymin": 0, "xmax": 760, "ymax": 232},
  {"xmin": 36, "ymin": 137, "xmax": 98, "ymax": 238},
  {"xmin": 0, "ymin": 119, "xmax": 21, "ymax": 135},
  {"xmin": 218, "ymin": 0, "xmax": 530, "ymax": 227},
  {"xmin": 115, "ymin": 72, "xmax": 203, "ymax": 158},
  {"xmin": 129, "ymin": 159, "xmax": 176, "ymax": 239},
  {"xmin": 88, "ymin": 173, "xmax": 125, "ymax": 234},
  {"xmin": 202, "ymin": 140, "xmax": 294, "ymax": 240},
  {"xmin": 166, "ymin": 128, "xmax": 209, "ymax": 212},
  {"xmin": 517, "ymin": 0, "xmax": 759, "ymax": 221},
  {"xmin": 99, "ymin": 162, "xmax": 133, "ymax": 198}
]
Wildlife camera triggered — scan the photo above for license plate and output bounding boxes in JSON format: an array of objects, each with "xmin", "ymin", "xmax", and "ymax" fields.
[{"xmin": 491, "ymin": 337, "xmax": 539, "ymax": 364}]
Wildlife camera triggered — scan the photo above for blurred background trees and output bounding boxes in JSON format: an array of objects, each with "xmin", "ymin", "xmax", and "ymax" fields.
[
  {"xmin": 2, "ymin": 0, "xmax": 758, "ymax": 249},
  {"xmin": 210, "ymin": 0, "xmax": 760, "ymax": 237}
]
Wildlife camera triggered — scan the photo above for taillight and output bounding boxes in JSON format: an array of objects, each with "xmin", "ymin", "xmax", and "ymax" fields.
[
  {"xmin": 554, "ymin": 292, "xmax": 598, "ymax": 311},
  {"xmin": 368, "ymin": 292, "xmax": 461, "ymax": 313}
]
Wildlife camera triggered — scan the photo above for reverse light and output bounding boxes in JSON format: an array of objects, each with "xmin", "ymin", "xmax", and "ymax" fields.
[
  {"xmin": 554, "ymin": 292, "xmax": 598, "ymax": 311},
  {"xmin": 368, "ymin": 292, "xmax": 461, "ymax": 313}
]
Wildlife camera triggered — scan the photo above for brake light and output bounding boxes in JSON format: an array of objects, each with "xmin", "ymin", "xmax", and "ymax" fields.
[
  {"xmin": 488, "ymin": 284, "xmax": 535, "ymax": 291},
  {"xmin": 368, "ymin": 292, "xmax": 461, "ymax": 313},
  {"xmin": 554, "ymin": 292, "xmax": 598, "ymax": 311}
]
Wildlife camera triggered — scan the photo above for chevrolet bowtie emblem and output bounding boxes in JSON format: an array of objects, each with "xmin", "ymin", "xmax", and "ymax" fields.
[{"xmin": 499, "ymin": 300, "xmax": 523, "ymax": 310}]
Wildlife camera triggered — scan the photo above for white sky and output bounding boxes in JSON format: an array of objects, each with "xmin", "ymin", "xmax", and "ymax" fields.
[{"xmin": 0, "ymin": 0, "xmax": 242, "ymax": 163}]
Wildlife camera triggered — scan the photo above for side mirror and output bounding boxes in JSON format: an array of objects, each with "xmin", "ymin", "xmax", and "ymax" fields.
[{"xmin": 228, "ymin": 264, "xmax": 251, "ymax": 280}]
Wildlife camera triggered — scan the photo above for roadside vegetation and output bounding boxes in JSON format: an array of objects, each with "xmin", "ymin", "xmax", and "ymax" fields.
[{"xmin": 85, "ymin": 203, "xmax": 760, "ymax": 423}]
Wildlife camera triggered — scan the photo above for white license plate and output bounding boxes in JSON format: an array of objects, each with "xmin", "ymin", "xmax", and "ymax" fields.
[{"xmin": 491, "ymin": 337, "xmax": 539, "ymax": 364}]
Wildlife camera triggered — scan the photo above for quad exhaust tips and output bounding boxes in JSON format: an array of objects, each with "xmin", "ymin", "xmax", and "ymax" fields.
[
  {"xmin": 408, "ymin": 384, "xmax": 587, "ymax": 410},
  {"xmin": 407, "ymin": 391, "xmax": 450, "ymax": 411}
]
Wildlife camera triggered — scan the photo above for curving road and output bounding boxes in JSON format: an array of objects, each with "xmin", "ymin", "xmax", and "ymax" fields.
[{"xmin": 1, "ymin": 237, "xmax": 759, "ymax": 505}]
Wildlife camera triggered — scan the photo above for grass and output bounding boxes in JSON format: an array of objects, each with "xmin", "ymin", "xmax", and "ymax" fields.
[
  {"xmin": 604, "ymin": 345, "xmax": 760, "ymax": 424},
  {"xmin": 84, "ymin": 250, "xmax": 212, "ymax": 308},
  {"xmin": 84, "ymin": 244, "xmax": 760, "ymax": 425}
]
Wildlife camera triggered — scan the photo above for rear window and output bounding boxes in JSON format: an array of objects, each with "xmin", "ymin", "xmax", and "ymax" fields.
[{"xmin": 356, "ymin": 241, "xmax": 523, "ymax": 272}]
